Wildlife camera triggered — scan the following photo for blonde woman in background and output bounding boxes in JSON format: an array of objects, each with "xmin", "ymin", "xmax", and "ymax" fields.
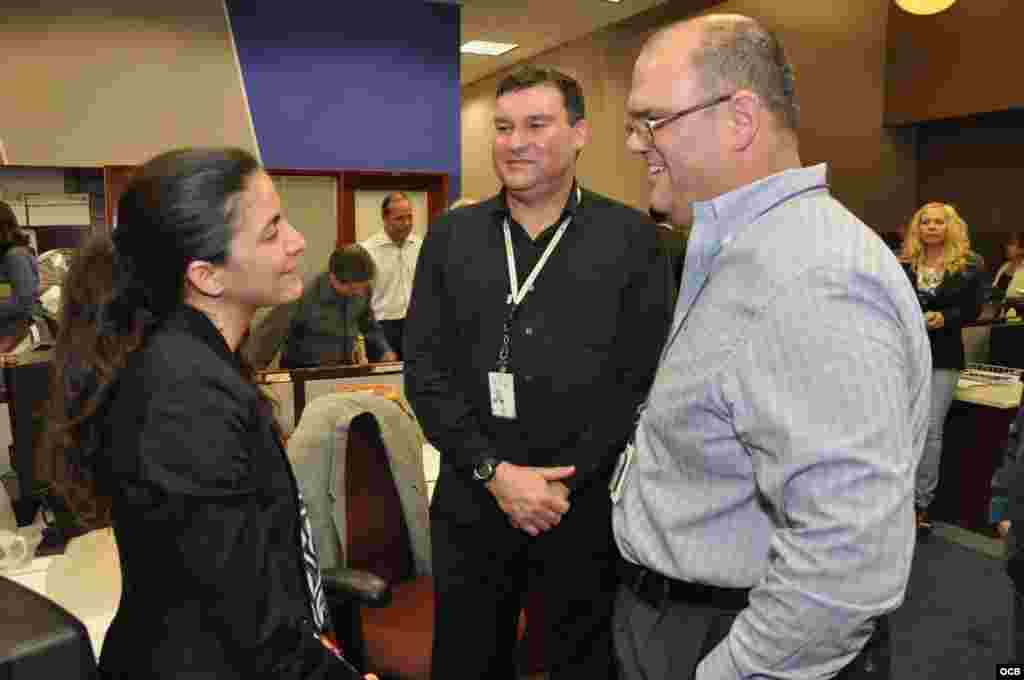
[{"xmin": 901, "ymin": 202, "xmax": 985, "ymax": 533}]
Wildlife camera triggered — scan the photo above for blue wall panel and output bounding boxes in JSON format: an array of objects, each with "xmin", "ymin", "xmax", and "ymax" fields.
[{"xmin": 226, "ymin": 0, "xmax": 461, "ymax": 197}]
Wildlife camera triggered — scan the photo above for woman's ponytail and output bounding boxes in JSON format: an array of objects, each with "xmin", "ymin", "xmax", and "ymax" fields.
[{"xmin": 39, "ymin": 233, "xmax": 147, "ymax": 529}]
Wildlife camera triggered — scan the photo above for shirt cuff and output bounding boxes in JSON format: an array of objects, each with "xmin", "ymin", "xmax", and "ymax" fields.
[{"xmin": 696, "ymin": 638, "xmax": 742, "ymax": 680}]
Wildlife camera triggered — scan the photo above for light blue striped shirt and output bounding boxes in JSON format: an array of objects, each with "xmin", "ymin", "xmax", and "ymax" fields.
[{"xmin": 612, "ymin": 164, "xmax": 931, "ymax": 679}]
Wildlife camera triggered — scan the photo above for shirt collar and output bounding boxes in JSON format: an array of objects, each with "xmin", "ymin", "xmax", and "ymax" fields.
[
  {"xmin": 374, "ymin": 231, "xmax": 418, "ymax": 248},
  {"xmin": 690, "ymin": 163, "xmax": 828, "ymax": 259},
  {"xmin": 491, "ymin": 179, "xmax": 581, "ymax": 225},
  {"xmin": 168, "ymin": 304, "xmax": 238, "ymax": 368}
]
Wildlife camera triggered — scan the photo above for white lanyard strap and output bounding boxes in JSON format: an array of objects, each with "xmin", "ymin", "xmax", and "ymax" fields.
[{"xmin": 503, "ymin": 186, "xmax": 581, "ymax": 308}]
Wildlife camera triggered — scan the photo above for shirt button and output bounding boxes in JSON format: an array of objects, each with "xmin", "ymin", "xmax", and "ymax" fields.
[{"xmin": 524, "ymin": 327, "xmax": 534, "ymax": 336}]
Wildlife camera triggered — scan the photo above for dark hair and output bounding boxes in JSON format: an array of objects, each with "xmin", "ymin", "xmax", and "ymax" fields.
[
  {"xmin": 690, "ymin": 17, "xmax": 799, "ymax": 131},
  {"xmin": 38, "ymin": 235, "xmax": 137, "ymax": 527},
  {"xmin": 110, "ymin": 148, "xmax": 260, "ymax": 326},
  {"xmin": 381, "ymin": 191, "xmax": 410, "ymax": 215},
  {"xmin": 41, "ymin": 147, "xmax": 265, "ymax": 529},
  {"xmin": 0, "ymin": 200, "xmax": 32, "ymax": 254},
  {"xmin": 496, "ymin": 66, "xmax": 585, "ymax": 125},
  {"xmin": 330, "ymin": 243, "xmax": 376, "ymax": 283}
]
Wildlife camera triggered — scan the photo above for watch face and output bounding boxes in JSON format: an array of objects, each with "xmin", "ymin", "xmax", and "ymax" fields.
[{"xmin": 474, "ymin": 460, "xmax": 496, "ymax": 482}]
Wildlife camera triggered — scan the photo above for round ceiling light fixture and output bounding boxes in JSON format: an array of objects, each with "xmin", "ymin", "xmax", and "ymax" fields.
[{"xmin": 894, "ymin": 0, "xmax": 957, "ymax": 15}]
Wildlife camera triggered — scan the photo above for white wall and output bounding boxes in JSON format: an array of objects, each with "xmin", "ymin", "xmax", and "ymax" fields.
[
  {"xmin": 1, "ymin": 2, "xmax": 257, "ymax": 166},
  {"xmin": 272, "ymin": 174, "xmax": 338, "ymax": 283}
]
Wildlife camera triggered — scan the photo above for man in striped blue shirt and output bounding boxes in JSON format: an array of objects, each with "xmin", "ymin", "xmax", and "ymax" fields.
[{"xmin": 613, "ymin": 14, "xmax": 930, "ymax": 679}]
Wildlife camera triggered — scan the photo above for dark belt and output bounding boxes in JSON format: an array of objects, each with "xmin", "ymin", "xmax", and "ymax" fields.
[{"xmin": 619, "ymin": 557, "xmax": 751, "ymax": 611}]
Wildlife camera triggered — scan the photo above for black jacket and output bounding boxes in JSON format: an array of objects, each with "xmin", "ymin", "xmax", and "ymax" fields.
[
  {"xmin": 404, "ymin": 186, "xmax": 672, "ymax": 528},
  {"xmin": 902, "ymin": 260, "xmax": 985, "ymax": 370},
  {"xmin": 97, "ymin": 306, "xmax": 343, "ymax": 679},
  {"xmin": 654, "ymin": 224, "xmax": 688, "ymax": 304}
]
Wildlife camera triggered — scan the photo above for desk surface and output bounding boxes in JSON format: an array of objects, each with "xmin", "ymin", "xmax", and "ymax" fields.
[
  {"xmin": 0, "ymin": 349, "xmax": 54, "ymax": 367},
  {"xmin": 254, "ymin": 361, "xmax": 402, "ymax": 384},
  {"xmin": 955, "ymin": 378, "xmax": 1023, "ymax": 409},
  {"xmin": 3, "ymin": 527, "xmax": 119, "ymax": 660}
]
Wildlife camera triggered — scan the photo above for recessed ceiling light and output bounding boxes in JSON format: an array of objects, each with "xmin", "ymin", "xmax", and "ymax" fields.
[
  {"xmin": 461, "ymin": 40, "xmax": 519, "ymax": 56},
  {"xmin": 605, "ymin": 0, "xmax": 623, "ymax": 3},
  {"xmin": 894, "ymin": 0, "xmax": 956, "ymax": 14}
]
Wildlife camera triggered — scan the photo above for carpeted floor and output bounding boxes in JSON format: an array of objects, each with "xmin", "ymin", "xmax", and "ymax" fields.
[{"xmin": 891, "ymin": 523, "xmax": 1013, "ymax": 678}]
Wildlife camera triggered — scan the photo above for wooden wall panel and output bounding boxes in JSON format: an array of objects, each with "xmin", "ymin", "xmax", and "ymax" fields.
[
  {"xmin": 885, "ymin": 0, "xmax": 1023, "ymax": 125},
  {"xmin": 916, "ymin": 109, "xmax": 1024, "ymax": 271}
]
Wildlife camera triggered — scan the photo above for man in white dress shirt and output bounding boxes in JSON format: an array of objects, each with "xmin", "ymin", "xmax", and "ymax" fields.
[{"xmin": 360, "ymin": 192, "xmax": 421, "ymax": 360}]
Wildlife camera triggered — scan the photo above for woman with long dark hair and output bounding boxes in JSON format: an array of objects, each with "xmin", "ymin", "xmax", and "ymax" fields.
[{"xmin": 42, "ymin": 148, "xmax": 373, "ymax": 679}]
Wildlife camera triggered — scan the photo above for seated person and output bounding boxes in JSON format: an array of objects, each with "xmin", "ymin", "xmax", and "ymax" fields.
[
  {"xmin": 245, "ymin": 244, "xmax": 397, "ymax": 369},
  {"xmin": 994, "ymin": 232, "xmax": 1024, "ymax": 302},
  {"xmin": 0, "ymin": 202, "xmax": 55, "ymax": 397}
]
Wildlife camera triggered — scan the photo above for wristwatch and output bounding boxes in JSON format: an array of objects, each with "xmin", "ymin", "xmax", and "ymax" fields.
[{"xmin": 472, "ymin": 457, "xmax": 502, "ymax": 484}]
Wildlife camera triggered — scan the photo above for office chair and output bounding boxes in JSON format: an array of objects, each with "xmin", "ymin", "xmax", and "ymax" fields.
[
  {"xmin": 340, "ymin": 413, "xmax": 435, "ymax": 679},
  {"xmin": 288, "ymin": 392, "xmax": 527, "ymax": 680},
  {"xmin": 0, "ymin": 575, "xmax": 97, "ymax": 679},
  {"xmin": 287, "ymin": 391, "xmax": 432, "ymax": 678},
  {"xmin": 37, "ymin": 248, "xmax": 75, "ymax": 318}
]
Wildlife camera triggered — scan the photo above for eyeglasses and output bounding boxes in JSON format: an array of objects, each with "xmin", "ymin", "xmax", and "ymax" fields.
[{"xmin": 626, "ymin": 93, "xmax": 735, "ymax": 146}]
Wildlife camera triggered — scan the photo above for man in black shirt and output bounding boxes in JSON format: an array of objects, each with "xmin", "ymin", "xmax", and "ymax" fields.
[
  {"xmin": 649, "ymin": 206, "xmax": 689, "ymax": 302},
  {"xmin": 405, "ymin": 66, "xmax": 672, "ymax": 679}
]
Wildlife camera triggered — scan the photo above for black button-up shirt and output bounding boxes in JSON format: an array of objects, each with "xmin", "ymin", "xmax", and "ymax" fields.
[{"xmin": 405, "ymin": 183, "xmax": 671, "ymax": 522}]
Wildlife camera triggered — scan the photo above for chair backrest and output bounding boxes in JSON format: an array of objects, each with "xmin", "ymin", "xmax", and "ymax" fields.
[
  {"xmin": 0, "ymin": 575, "xmax": 97, "ymax": 678},
  {"xmin": 342, "ymin": 413, "xmax": 416, "ymax": 585}
]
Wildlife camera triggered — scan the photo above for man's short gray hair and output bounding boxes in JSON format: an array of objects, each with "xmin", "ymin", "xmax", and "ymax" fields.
[{"xmin": 691, "ymin": 17, "xmax": 799, "ymax": 132}]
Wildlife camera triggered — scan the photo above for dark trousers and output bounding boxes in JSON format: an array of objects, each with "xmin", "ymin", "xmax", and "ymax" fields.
[
  {"xmin": 378, "ymin": 318, "xmax": 405, "ymax": 360},
  {"xmin": 430, "ymin": 483, "xmax": 618, "ymax": 680},
  {"xmin": 613, "ymin": 582, "xmax": 891, "ymax": 679},
  {"xmin": 1014, "ymin": 587, "xmax": 1024, "ymax": 663}
]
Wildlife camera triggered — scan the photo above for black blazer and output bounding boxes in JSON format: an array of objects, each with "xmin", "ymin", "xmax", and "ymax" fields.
[
  {"xmin": 96, "ymin": 306, "xmax": 341, "ymax": 679},
  {"xmin": 902, "ymin": 260, "xmax": 985, "ymax": 370}
]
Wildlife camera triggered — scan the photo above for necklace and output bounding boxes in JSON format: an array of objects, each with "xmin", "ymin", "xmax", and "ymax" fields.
[{"xmin": 918, "ymin": 265, "xmax": 943, "ymax": 290}]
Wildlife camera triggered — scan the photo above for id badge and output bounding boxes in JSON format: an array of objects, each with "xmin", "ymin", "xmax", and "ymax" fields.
[
  {"xmin": 488, "ymin": 371, "xmax": 517, "ymax": 419},
  {"xmin": 609, "ymin": 441, "xmax": 635, "ymax": 504}
]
